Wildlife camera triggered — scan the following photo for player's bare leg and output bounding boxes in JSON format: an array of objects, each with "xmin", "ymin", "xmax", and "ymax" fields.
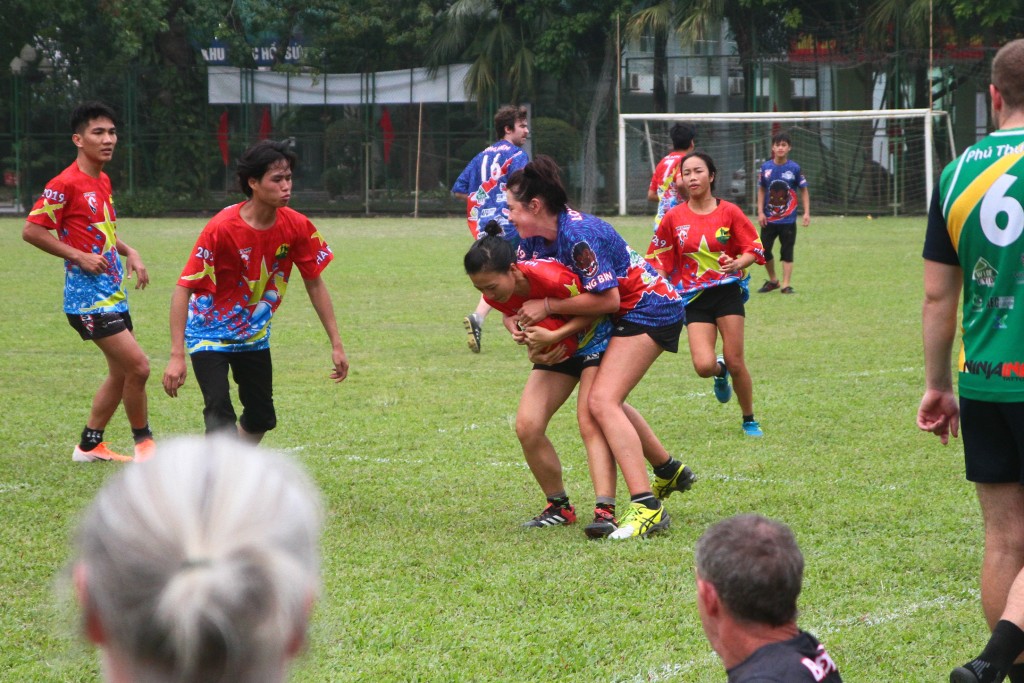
[{"xmin": 92, "ymin": 330, "xmax": 150, "ymax": 431}]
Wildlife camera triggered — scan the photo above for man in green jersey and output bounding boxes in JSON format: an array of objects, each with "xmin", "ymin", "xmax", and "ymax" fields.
[{"xmin": 919, "ymin": 39, "xmax": 1024, "ymax": 683}]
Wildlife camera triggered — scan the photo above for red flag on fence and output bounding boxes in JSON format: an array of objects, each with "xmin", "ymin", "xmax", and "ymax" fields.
[
  {"xmin": 217, "ymin": 110, "xmax": 230, "ymax": 166},
  {"xmin": 380, "ymin": 107, "xmax": 394, "ymax": 163},
  {"xmin": 258, "ymin": 107, "xmax": 272, "ymax": 141}
]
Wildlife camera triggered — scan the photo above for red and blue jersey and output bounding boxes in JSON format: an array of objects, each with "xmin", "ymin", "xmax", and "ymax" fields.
[
  {"xmin": 759, "ymin": 159, "xmax": 807, "ymax": 225},
  {"xmin": 484, "ymin": 259, "xmax": 610, "ymax": 356},
  {"xmin": 27, "ymin": 162, "xmax": 127, "ymax": 315},
  {"xmin": 518, "ymin": 209, "xmax": 684, "ymax": 327},
  {"xmin": 647, "ymin": 199, "xmax": 766, "ymax": 300},
  {"xmin": 650, "ymin": 151, "xmax": 688, "ymax": 231},
  {"xmin": 178, "ymin": 203, "xmax": 333, "ymax": 354},
  {"xmin": 452, "ymin": 139, "xmax": 529, "ymax": 242}
]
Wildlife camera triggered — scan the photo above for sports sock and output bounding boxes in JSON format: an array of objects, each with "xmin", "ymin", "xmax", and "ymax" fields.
[
  {"xmin": 653, "ymin": 457, "xmax": 681, "ymax": 480},
  {"xmin": 546, "ymin": 493, "xmax": 570, "ymax": 508},
  {"xmin": 79, "ymin": 427, "xmax": 103, "ymax": 452},
  {"xmin": 131, "ymin": 425, "xmax": 153, "ymax": 444},
  {"xmin": 716, "ymin": 359, "xmax": 727, "ymax": 378},
  {"xmin": 1009, "ymin": 663, "xmax": 1024, "ymax": 683},
  {"xmin": 743, "ymin": 414, "xmax": 755, "ymax": 423},
  {"xmin": 964, "ymin": 620, "xmax": 1024, "ymax": 683},
  {"xmin": 595, "ymin": 496, "xmax": 616, "ymax": 508},
  {"xmin": 630, "ymin": 492, "xmax": 660, "ymax": 510}
]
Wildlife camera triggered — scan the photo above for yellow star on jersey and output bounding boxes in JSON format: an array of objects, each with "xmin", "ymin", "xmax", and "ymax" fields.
[
  {"xmin": 29, "ymin": 199, "xmax": 64, "ymax": 224},
  {"xmin": 244, "ymin": 258, "xmax": 272, "ymax": 306},
  {"xmin": 563, "ymin": 281, "xmax": 581, "ymax": 297},
  {"xmin": 684, "ymin": 235, "xmax": 723, "ymax": 280},
  {"xmin": 93, "ymin": 203, "xmax": 117, "ymax": 254},
  {"xmin": 180, "ymin": 262, "xmax": 217, "ymax": 285},
  {"xmin": 310, "ymin": 229, "xmax": 327, "ymax": 246}
]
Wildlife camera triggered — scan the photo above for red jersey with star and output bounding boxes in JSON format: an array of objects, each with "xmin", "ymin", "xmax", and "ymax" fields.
[
  {"xmin": 27, "ymin": 161, "xmax": 127, "ymax": 314},
  {"xmin": 646, "ymin": 199, "xmax": 765, "ymax": 294},
  {"xmin": 178, "ymin": 203, "xmax": 333, "ymax": 353}
]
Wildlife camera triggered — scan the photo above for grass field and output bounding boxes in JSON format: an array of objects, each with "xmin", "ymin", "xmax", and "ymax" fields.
[{"xmin": 0, "ymin": 212, "xmax": 980, "ymax": 682}]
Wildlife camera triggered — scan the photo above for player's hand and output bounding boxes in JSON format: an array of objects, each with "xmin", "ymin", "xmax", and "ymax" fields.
[
  {"xmin": 718, "ymin": 254, "xmax": 738, "ymax": 273},
  {"xmin": 523, "ymin": 325, "xmax": 558, "ymax": 349},
  {"xmin": 74, "ymin": 251, "xmax": 108, "ymax": 275},
  {"xmin": 528, "ymin": 344, "xmax": 568, "ymax": 365},
  {"xmin": 503, "ymin": 315, "xmax": 527, "ymax": 344},
  {"xmin": 124, "ymin": 251, "xmax": 149, "ymax": 289},
  {"xmin": 517, "ymin": 299, "xmax": 548, "ymax": 327},
  {"xmin": 802, "ymin": 213, "xmax": 811, "ymax": 227},
  {"xmin": 757, "ymin": 213, "xmax": 767, "ymax": 228},
  {"xmin": 917, "ymin": 388, "xmax": 960, "ymax": 445},
  {"xmin": 330, "ymin": 347, "xmax": 349, "ymax": 383},
  {"xmin": 162, "ymin": 356, "xmax": 188, "ymax": 398}
]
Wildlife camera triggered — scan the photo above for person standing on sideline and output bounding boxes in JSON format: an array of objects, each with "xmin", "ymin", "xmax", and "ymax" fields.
[
  {"xmin": 648, "ymin": 122, "xmax": 696, "ymax": 231},
  {"xmin": 511, "ymin": 156, "xmax": 689, "ymax": 540},
  {"xmin": 646, "ymin": 152, "xmax": 766, "ymax": 437},
  {"xmin": 756, "ymin": 131, "xmax": 810, "ymax": 294},
  {"xmin": 72, "ymin": 436, "xmax": 323, "ymax": 683},
  {"xmin": 22, "ymin": 101, "xmax": 154, "ymax": 463},
  {"xmin": 918, "ymin": 39, "xmax": 1024, "ymax": 683},
  {"xmin": 695, "ymin": 514, "xmax": 842, "ymax": 682},
  {"xmin": 451, "ymin": 104, "xmax": 530, "ymax": 353},
  {"xmin": 162, "ymin": 140, "xmax": 348, "ymax": 442}
]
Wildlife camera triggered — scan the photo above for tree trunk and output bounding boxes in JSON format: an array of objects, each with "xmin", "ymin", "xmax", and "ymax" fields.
[{"xmin": 580, "ymin": 33, "xmax": 616, "ymax": 213}]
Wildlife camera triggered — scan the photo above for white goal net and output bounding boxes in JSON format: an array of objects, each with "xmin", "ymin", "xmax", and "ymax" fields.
[{"xmin": 617, "ymin": 109, "xmax": 956, "ymax": 217}]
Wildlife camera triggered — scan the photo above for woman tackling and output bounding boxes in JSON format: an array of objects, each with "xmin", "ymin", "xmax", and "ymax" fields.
[
  {"xmin": 465, "ymin": 222, "xmax": 694, "ymax": 539},
  {"xmin": 646, "ymin": 151, "xmax": 766, "ymax": 437},
  {"xmin": 510, "ymin": 156, "xmax": 690, "ymax": 540}
]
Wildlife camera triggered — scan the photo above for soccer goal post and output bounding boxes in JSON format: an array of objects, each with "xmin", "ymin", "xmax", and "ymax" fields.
[{"xmin": 618, "ymin": 109, "xmax": 956, "ymax": 217}]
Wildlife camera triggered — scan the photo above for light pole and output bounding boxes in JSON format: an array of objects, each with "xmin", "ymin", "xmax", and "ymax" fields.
[{"xmin": 9, "ymin": 47, "xmax": 30, "ymax": 212}]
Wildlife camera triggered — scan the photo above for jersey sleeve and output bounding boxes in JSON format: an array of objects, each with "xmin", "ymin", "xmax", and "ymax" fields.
[
  {"xmin": 509, "ymin": 149, "xmax": 529, "ymax": 174},
  {"xmin": 645, "ymin": 209, "xmax": 679, "ymax": 275},
  {"xmin": 451, "ymin": 160, "xmax": 476, "ymax": 195},
  {"xmin": 178, "ymin": 225, "xmax": 219, "ymax": 292},
  {"xmin": 26, "ymin": 176, "xmax": 70, "ymax": 229},
  {"xmin": 727, "ymin": 204, "xmax": 767, "ymax": 265},
  {"xmin": 795, "ymin": 163, "xmax": 809, "ymax": 188},
  {"xmin": 922, "ymin": 186, "xmax": 958, "ymax": 265},
  {"xmin": 293, "ymin": 217, "xmax": 334, "ymax": 279}
]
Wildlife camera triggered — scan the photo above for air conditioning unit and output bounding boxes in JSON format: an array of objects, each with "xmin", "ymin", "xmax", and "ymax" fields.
[
  {"xmin": 675, "ymin": 76, "xmax": 693, "ymax": 94},
  {"xmin": 728, "ymin": 77, "xmax": 744, "ymax": 96},
  {"xmin": 629, "ymin": 73, "xmax": 640, "ymax": 91}
]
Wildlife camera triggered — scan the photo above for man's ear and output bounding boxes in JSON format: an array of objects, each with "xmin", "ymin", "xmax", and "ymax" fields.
[
  {"xmin": 73, "ymin": 563, "xmax": 106, "ymax": 645},
  {"xmin": 696, "ymin": 577, "xmax": 720, "ymax": 617}
]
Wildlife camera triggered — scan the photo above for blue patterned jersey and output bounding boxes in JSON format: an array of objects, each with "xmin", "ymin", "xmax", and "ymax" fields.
[
  {"xmin": 759, "ymin": 159, "xmax": 807, "ymax": 225},
  {"xmin": 518, "ymin": 209, "xmax": 684, "ymax": 327},
  {"xmin": 452, "ymin": 139, "xmax": 529, "ymax": 242},
  {"xmin": 27, "ymin": 162, "xmax": 128, "ymax": 314}
]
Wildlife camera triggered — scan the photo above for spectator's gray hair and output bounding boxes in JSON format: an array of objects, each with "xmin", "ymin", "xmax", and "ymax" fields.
[
  {"xmin": 694, "ymin": 514, "xmax": 803, "ymax": 626},
  {"xmin": 74, "ymin": 436, "xmax": 323, "ymax": 682}
]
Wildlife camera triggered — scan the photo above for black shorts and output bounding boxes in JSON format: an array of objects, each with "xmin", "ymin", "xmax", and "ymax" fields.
[
  {"xmin": 67, "ymin": 311, "xmax": 133, "ymax": 341},
  {"xmin": 190, "ymin": 349, "xmax": 276, "ymax": 435},
  {"xmin": 961, "ymin": 396, "xmax": 1024, "ymax": 484},
  {"xmin": 685, "ymin": 282, "xmax": 745, "ymax": 324},
  {"xmin": 761, "ymin": 222, "xmax": 798, "ymax": 262},
  {"xmin": 533, "ymin": 351, "xmax": 603, "ymax": 378},
  {"xmin": 611, "ymin": 318, "xmax": 683, "ymax": 354}
]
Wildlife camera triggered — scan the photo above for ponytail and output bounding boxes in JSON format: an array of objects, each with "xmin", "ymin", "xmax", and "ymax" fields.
[{"xmin": 464, "ymin": 220, "xmax": 515, "ymax": 275}]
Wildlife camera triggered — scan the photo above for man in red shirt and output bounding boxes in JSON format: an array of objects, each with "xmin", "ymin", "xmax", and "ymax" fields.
[{"xmin": 648, "ymin": 122, "xmax": 696, "ymax": 230}]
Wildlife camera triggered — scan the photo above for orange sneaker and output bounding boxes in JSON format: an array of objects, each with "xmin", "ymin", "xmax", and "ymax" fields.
[
  {"xmin": 72, "ymin": 442, "xmax": 132, "ymax": 463},
  {"xmin": 133, "ymin": 438, "xmax": 156, "ymax": 462}
]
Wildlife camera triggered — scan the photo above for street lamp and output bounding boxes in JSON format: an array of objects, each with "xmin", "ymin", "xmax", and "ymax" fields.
[{"xmin": 8, "ymin": 44, "xmax": 50, "ymax": 212}]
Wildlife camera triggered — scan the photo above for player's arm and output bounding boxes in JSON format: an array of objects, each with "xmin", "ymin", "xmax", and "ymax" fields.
[
  {"xmin": 162, "ymin": 285, "xmax": 192, "ymax": 397},
  {"xmin": 800, "ymin": 185, "xmax": 810, "ymax": 226},
  {"xmin": 518, "ymin": 288, "xmax": 619, "ymax": 325},
  {"xmin": 453, "ymin": 192, "xmax": 468, "ymax": 201},
  {"xmin": 918, "ymin": 259, "xmax": 962, "ymax": 444},
  {"xmin": 523, "ymin": 314, "xmax": 598, "ymax": 349},
  {"xmin": 22, "ymin": 221, "xmax": 107, "ymax": 274},
  {"xmin": 647, "ymin": 188, "xmax": 659, "ymax": 202},
  {"xmin": 756, "ymin": 186, "xmax": 767, "ymax": 227},
  {"xmin": 303, "ymin": 275, "xmax": 349, "ymax": 383},
  {"xmin": 115, "ymin": 238, "xmax": 149, "ymax": 289}
]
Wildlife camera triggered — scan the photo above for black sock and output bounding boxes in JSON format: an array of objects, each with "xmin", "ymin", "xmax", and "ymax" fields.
[
  {"xmin": 547, "ymin": 493, "xmax": 570, "ymax": 508},
  {"xmin": 630, "ymin": 492, "xmax": 660, "ymax": 510},
  {"xmin": 716, "ymin": 360, "xmax": 727, "ymax": 378},
  {"xmin": 131, "ymin": 425, "xmax": 153, "ymax": 444},
  {"xmin": 966, "ymin": 620, "xmax": 1024, "ymax": 682},
  {"xmin": 743, "ymin": 414, "xmax": 755, "ymax": 423},
  {"xmin": 1009, "ymin": 663, "xmax": 1024, "ymax": 683},
  {"xmin": 79, "ymin": 427, "xmax": 103, "ymax": 452},
  {"xmin": 653, "ymin": 457, "xmax": 681, "ymax": 480}
]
